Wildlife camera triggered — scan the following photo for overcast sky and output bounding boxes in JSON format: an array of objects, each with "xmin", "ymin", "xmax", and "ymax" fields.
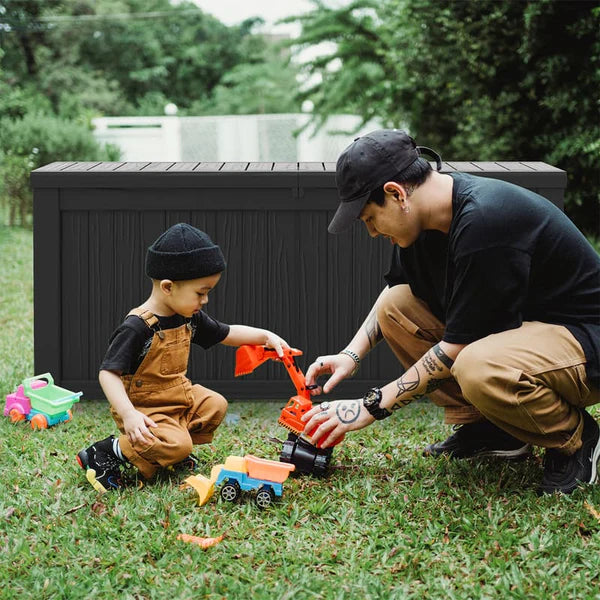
[{"xmin": 190, "ymin": 0, "xmax": 348, "ymax": 36}]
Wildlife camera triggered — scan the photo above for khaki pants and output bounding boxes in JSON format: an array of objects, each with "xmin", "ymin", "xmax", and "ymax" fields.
[{"xmin": 377, "ymin": 285, "xmax": 599, "ymax": 454}]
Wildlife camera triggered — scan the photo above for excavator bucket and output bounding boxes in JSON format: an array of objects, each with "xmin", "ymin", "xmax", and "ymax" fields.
[
  {"xmin": 182, "ymin": 464, "xmax": 224, "ymax": 507},
  {"xmin": 182, "ymin": 474, "xmax": 215, "ymax": 507},
  {"xmin": 234, "ymin": 345, "xmax": 303, "ymax": 377},
  {"xmin": 234, "ymin": 345, "xmax": 270, "ymax": 377}
]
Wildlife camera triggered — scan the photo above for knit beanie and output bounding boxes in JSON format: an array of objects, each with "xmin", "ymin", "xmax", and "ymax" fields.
[{"xmin": 145, "ymin": 223, "xmax": 226, "ymax": 281}]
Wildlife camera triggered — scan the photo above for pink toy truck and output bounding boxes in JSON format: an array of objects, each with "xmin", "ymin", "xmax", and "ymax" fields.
[{"xmin": 4, "ymin": 373, "xmax": 82, "ymax": 430}]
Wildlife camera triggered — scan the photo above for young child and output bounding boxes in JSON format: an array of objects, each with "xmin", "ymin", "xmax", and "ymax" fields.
[{"xmin": 77, "ymin": 223, "xmax": 289, "ymax": 493}]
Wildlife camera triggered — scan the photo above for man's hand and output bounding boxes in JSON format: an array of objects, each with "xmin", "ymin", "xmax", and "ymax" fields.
[
  {"xmin": 121, "ymin": 409, "xmax": 157, "ymax": 446},
  {"xmin": 305, "ymin": 353, "xmax": 357, "ymax": 395},
  {"xmin": 302, "ymin": 398, "xmax": 375, "ymax": 448}
]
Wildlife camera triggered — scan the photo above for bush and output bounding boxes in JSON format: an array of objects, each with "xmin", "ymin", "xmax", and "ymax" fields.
[{"xmin": 0, "ymin": 113, "xmax": 120, "ymax": 226}]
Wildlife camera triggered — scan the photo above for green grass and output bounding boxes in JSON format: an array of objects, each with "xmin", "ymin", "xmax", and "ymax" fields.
[{"xmin": 1, "ymin": 227, "xmax": 600, "ymax": 599}]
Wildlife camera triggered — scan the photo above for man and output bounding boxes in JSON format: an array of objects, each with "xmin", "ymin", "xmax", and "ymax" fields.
[{"xmin": 303, "ymin": 129, "xmax": 600, "ymax": 494}]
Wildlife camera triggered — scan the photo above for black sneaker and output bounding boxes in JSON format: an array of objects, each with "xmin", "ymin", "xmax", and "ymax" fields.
[
  {"xmin": 539, "ymin": 410, "xmax": 600, "ymax": 495},
  {"xmin": 423, "ymin": 420, "xmax": 530, "ymax": 459},
  {"xmin": 167, "ymin": 453, "xmax": 199, "ymax": 473},
  {"xmin": 77, "ymin": 435, "xmax": 126, "ymax": 493}
]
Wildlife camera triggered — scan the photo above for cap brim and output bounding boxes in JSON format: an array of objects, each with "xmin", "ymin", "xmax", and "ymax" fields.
[{"xmin": 327, "ymin": 191, "xmax": 370, "ymax": 234}]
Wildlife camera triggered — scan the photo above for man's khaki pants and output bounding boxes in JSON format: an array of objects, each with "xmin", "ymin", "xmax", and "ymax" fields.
[{"xmin": 377, "ymin": 285, "xmax": 599, "ymax": 454}]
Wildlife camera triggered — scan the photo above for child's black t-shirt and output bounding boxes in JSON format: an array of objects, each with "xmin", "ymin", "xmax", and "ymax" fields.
[
  {"xmin": 100, "ymin": 311, "xmax": 230, "ymax": 375},
  {"xmin": 385, "ymin": 172, "xmax": 600, "ymax": 387}
]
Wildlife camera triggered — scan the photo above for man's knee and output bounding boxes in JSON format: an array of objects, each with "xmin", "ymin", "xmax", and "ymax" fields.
[
  {"xmin": 452, "ymin": 341, "xmax": 509, "ymax": 412},
  {"xmin": 452, "ymin": 344, "xmax": 482, "ymax": 401},
  {"xmin": 376, "ymin": 285, "xmax": 419, "ymax": 336}
]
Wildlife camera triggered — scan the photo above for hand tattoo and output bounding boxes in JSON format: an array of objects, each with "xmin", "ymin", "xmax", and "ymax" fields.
[{"xmin": 336, "ymin": 400, "xmax": 361, "ymax": 424}]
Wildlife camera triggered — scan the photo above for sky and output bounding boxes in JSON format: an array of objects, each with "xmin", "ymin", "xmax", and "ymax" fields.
[{"xmin": 190, "ymin": 0, "xmax": 347, "ymax": 36}]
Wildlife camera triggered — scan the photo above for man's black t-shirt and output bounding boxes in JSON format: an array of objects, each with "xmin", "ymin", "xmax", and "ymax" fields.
[
  {"xmin": 385, "ymin": 172, "xmax": 600, "ymax": 386},
  {"xmin": 100, "ymin": 310, "xmax": 230, "ymax": 375}
]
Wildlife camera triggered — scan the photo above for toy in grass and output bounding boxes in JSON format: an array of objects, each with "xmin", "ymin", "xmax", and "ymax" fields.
[
  {"xmin": 3, "ymin": 373, "xmax": 82, "ymax": 429},
  {"xmin": 235, "ymin": 345, "xmax": 343, "ymax": 476},
  {"xmin": 176, "ymin": 533, "xmax": 224, "ymax": 548},
  {"xmin": 183, "ymin": 454, "xmax": 295, "ymax": 509}
]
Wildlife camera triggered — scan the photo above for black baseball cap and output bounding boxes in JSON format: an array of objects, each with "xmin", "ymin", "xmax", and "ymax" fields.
[{"xmin": 328, "ymin": 129, "xmax": 442, "ymax": 234}]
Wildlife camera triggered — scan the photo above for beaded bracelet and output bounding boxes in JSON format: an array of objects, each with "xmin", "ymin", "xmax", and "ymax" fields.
[{"xmin": 339, "ymin": 349, "xmax": 361, "ymax": 377}]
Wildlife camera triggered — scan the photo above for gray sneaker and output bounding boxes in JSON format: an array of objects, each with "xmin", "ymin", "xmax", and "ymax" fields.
[{"xmin": 539, "ymin": 410, "xmax": 600, "ymax": 495}]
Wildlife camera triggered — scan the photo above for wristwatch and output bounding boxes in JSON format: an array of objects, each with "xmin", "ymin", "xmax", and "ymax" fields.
[{"xmin": 362, "ymin": 387, "xmax": 392, "ymax": 420}]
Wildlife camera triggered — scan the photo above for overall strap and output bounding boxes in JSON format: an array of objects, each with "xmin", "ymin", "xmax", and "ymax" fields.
[{"xmin": 127, "ymin": 307, "xmax": 160, "ymax": 330}]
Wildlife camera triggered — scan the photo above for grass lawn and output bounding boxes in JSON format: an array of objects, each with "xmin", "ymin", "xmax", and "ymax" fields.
[{"xmin": 1, "ymin": 227, "xmax": 600, "ymax": 599}]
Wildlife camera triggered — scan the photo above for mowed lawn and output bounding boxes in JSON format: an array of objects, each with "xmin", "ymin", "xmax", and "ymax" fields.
[{"xmin": 1, "ymin": 227, "xmax": 600, "ymax": 600}]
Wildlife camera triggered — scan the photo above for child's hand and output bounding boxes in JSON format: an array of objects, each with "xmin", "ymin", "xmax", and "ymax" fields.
[
  {"xmin": 264, "ymin": 331, "xmax": 290, "ymax": 358},
  {"xmin": 122, "ymin": 409, "xmax": 157, "ymax": 446}
]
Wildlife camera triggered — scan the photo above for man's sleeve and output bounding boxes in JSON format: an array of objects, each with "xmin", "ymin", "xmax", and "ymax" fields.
[{"xmin": 443, "ymin": 246, "xmax": 532, "ymax": 344}]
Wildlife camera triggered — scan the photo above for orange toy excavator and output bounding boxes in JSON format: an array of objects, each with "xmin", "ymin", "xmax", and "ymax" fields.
[{"xmin": 234, "ymin": 345, "xmax": 343, "ymax": 476}]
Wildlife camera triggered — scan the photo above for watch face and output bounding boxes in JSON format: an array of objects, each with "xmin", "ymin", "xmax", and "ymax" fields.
[{"xmin": 364, "ymin": 389, "xmax": 379, "ymax": 407}]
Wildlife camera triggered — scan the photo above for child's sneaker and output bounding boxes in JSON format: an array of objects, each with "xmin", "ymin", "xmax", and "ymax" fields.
[
  {"xmin": 77, "ymin": 435, "xmax": 126, "ymax": 493},
  {"xmin": 167, "ymin": 453, "xmax": 199, "ymax": 473}
]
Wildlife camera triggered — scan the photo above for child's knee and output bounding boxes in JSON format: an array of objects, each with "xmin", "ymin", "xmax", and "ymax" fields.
[
  {"xmin": 193, "ymin": 386, "xmax": 228, "ymax": 425},
  {"xmin": 209, "ymin": 392, "xmax": 228, "ymax": 426},
  {"xmin": 141, "ymin": 429, "xmax": 193, "ymax": 465}
]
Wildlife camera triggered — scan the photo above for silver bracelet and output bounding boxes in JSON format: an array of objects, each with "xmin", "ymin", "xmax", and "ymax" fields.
[{"xmin": 340, "ymin": 349, "xmax": 360, "ymax": 376}]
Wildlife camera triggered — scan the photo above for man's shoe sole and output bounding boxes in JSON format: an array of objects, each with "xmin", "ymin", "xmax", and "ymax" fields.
[{"xmin": 586, "ymin": 432, "xmax": 600, "ymax": 485}]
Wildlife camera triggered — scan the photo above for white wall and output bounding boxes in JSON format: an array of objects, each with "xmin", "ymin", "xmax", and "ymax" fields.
[{"xmin": 92, "ymin": 114, "xmax": 382, "ymax": 162}]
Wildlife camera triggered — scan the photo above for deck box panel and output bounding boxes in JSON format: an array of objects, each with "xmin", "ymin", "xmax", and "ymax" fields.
[{"xmin": 32, "ymin": 161, "xmax": 567, "ymax": 398}]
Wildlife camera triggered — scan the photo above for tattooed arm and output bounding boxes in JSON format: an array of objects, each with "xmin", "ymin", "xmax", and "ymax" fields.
[
  {"xmin": 302, "ymin": 341, "xmax": 466, "ymax": 447},
  {"xmin": 383, "ymin": 341, "xmax": 466, "ymax": 412}
]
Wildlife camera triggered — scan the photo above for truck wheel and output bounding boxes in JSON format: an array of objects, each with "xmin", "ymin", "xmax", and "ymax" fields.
[
  {"xmin": 280, "ymin": 434, "xmax": 297, "ymax": 464},
  {"xmin": 312, "ymin": 451, "xmax": 331, "ymax": 478},
  {"xmin": 220, "ymin": 481, "xmax": 240, "ymax": 503},
  {"xmin": 255, "ymin": 487, "xmax": 275, "ymax": 509},
  {"xmin": 9, "ymin": 409, "xmax": 25, "ymax": 423},
  {"xmin": 30, "ymin": 414, "xmax": 48, "ymax": 430}
]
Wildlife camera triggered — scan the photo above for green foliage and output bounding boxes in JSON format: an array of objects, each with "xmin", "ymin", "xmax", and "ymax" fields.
[
  {"xmin": 194, "ymin": 46, "xmax": 303, "ymax": 115},
  {"xmin": 0, "ymin": 226, "xmax": 33, "ymax": 389},
  {"xmin": 287, "ymin": 0, "xmax": 600, "ymax": 235},
  {"xmin": 0, "ymin": 114, "xmax": 120, "ymax": 226},
  {"xmin": 0, "ymin": 0, "xmax": 300, "ymax": 117}
]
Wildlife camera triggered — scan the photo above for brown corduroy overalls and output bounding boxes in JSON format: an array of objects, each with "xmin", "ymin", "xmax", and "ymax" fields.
[{"xmin": 110, "ymin": 308, "xmax": 228, "ymax": 478}]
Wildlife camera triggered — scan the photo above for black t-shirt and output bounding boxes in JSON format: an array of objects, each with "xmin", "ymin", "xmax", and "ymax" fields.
[
  {"xmin": 100, "ymin": 310, "xmax": 230, "ymax": 375},
  {"xmin": 385, "ymin": 172, "xmax": 600, "ymax": 386}
]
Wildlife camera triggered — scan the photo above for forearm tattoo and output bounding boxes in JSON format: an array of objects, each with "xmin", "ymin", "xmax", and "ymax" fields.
[
  {"xmin": 391, "ymin": 344, "xmax": 454, "ymax": 411},
  {"xmin": 364, "ymin": 306, "xmax": 384, "ymax": 349},
  {"xmin": 336, "ymin": 400, "xmax": 361, "ymax": 424},
  {"xmin": 432, "ymin": 344, "xmax": 454, "ymax": 369}
]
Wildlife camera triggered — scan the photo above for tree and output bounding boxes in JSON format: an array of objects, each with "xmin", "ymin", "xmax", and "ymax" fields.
[
  {"xmin": 285, "ymin": 0, "xmax": 600, "ymax": 235},
  {"xmin": 192, "ymin": 42, "xmax": 302, "ymax": 115}
]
